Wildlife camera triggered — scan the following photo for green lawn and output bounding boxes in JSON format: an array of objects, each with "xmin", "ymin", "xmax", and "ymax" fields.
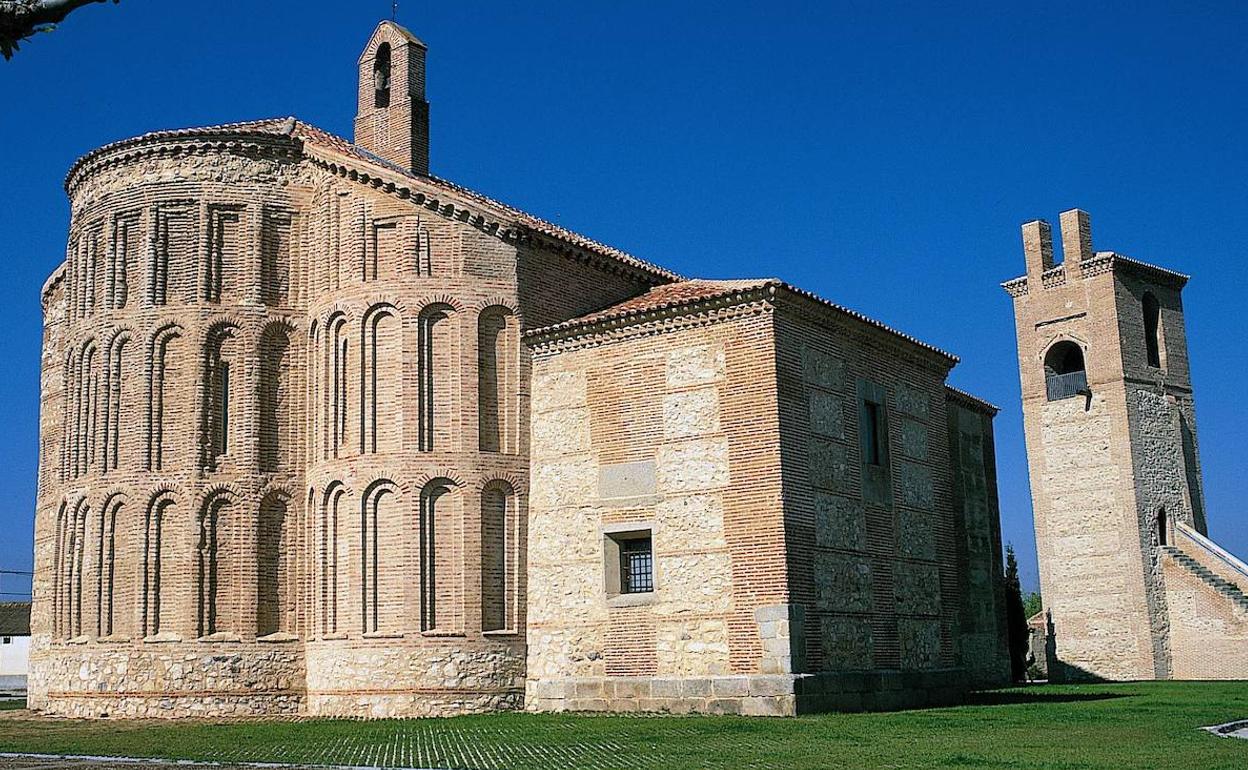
[
  {"xmin": 0, "ymin": 699, "xmax": 25, "ymax": 711},
  {"xmin": 0, "ymin": 683, "xmax": 1244, "ymax": 769}
]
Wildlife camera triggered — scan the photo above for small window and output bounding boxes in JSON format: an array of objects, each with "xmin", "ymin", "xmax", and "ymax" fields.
[
  {"xmin": 863, "ymin": 401, "xmax": 884, "ymax": 466},
  {"xmin": 604, "ymin": 529, "xmax": 654, "ymax": 597},
  {"xmin": 621, "ymin": 538, "xmax": 654, "ymax": 594},
  {"xmin": 1142, "ymin": 292, "xmax": 1162, "ymax": 368},
  {"xmin": 1157, "ymin": 508, "xmax": 1168, "ymax": 547},
  {"xmin": 2, "ymin": 636, "xmax": 10, "ymax": 644}
]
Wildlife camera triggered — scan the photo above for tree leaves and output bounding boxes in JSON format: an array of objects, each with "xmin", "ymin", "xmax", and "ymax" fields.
[{"xmin": 1, "ymin": 0, "xmax": 118, "ymax": 60}]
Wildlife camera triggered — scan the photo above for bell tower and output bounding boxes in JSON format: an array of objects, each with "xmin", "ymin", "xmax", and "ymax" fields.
[
  {"xmin": 354, "ymin": 20, "xmax": 430, "ymax": 176},
  {"xmin": 1005, "ymin": 209, "xmax": 1210, "ymax": 681}
]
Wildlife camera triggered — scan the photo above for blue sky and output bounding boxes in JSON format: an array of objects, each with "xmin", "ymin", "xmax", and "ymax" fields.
[{"xmin": 2, "ymin": 0, "xmax": 1247, "ymax": 595}]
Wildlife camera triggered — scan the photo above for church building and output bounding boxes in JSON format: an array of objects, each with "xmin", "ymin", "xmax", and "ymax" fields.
[{"xmin": 28, "ymin": 21, "xmax": 1009, "ymax": 718}]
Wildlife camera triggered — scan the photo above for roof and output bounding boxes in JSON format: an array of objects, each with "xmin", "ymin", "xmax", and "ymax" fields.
[
  {"xmin": 63, "ymin": 117, "xmax": 681, "ymax": 284},
  {"xmin": 1002, "ymin": 251, "xmax": 1190, "ymax": 296},
  {"xmin": 61, "ymin": 117, "xmax": 960, "ymax": 366},
  {"xmin": 527, "ymin": 278, "xmax": 958, "ymax": 363},
  {"xmin": 945, "ymin": 385, "xmax": 1000, "ymax": 416},
  {"xmin": 358, "ymin": 20, "xmax": 427, "ymax": 61},
  {"xmin": 0, "ymin": 602, "xmax": 30, "ymax": 636}
]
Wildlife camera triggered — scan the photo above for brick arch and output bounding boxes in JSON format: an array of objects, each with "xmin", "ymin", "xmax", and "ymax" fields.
[
  {"xmin": 259, "ymin": 321, "xmax": 299, "ymax": 473},
  {"xmin": 470, "ymin": 296, "xmax": 521, "ymax": 317},
  {"xmin": 317, "ymin": 479, "xmax": 350, "ymax": 636},
  {"xmin": 102, "ymin": 328, "xmax": 136, "ymax": 472},
  {"xmin": 359, "ymin": 478, "xmax": 403, "ymax": 634},
  {"xmin": 257, "ymin": 487, "xmax": 296, "ymax": 637},
  {"xmin": 360, "ymin": 293, "xmax": 412, "ymax": 317},
  {"xmin": 1037, "ymin": 332, "xmax": 1088, "ymax": 364},
  {"xmin": 51, "ymin": 499, "xmax": 69, "ymax": 638},
  {"xmin": 476, "ymin": 304, "xmax": 520, "ymax": 454},
  {"xmin": 322, "ymin": 310, "xmax": 355, "ymax": 458},
  {"xmin": 141, "ymin": 485, "xmax": 185, "ymax": 638},
  {"xmin": 198, "ymin": 481, "xmax": 245, "ymax": 509},
  {"xmin": 201, "ymin": 322, "xmax": 243, "ymax": 471},
  {"xmin": 361, "ymin": 303, "xmax": 403, "ymax": 455},
  {"xmin": 415, "ymin": 303, "xmax": 461, "ymax": 452},
  {"xmin": 145, "ymin": 323, "xmax": 185, "ymax": 472},
  {"xmin": 94, "ymin": 489, "xmax": 129, "ymax": 638},
  {"xmin": 195, "ymin": 483, "xmax": 244, "ymax": 638},
  {"xmin": 412, "ymin": 469, "xmax": 465, "ymax": 489},
  {"xmin": 479, "ymin": 477, "xmax": 521, "ymax": 634},
  {"xmin": 418, "ymin": 475, "xmax": 463, "ymax": 634},
  {"xmin": 477, "ymin": 473, "xmax": 526, "ymax": 496},
  {"xmin": 414, "ymin": 293, "xmax": 466, "ymax": 314},
  {"xmin": 69, "ymin": 337, "xmax": 101, "ymax": 478}
]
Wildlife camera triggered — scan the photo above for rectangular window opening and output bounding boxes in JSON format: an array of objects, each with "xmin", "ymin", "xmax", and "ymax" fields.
[
  {"xmin": 604, "ymin": 529, "xmax": 654, "ymax": 597},
  {"xmin": 864, "ymin": 400, "xmax": 883, "ymax": 466}
]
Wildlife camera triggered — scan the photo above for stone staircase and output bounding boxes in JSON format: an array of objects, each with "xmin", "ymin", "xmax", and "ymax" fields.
[{"xmin": 1162, "ymin": 546, "xmax": 1248, "ymax": 613}]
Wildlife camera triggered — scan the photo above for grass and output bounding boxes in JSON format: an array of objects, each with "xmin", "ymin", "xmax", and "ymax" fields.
[
  {"xmin": 0, "ymin": 683, "xmax": 1244, "ymax": 769},
  {"xmin": 0, "ymin": 699, "xmax": 25, "ymax": 711}
]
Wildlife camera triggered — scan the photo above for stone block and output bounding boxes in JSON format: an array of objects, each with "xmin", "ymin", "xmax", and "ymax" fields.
[
  {"xmin": 809, "ymin": 438, "xmax": 850, "ymax": 491},
  {"xmin": 754, "ymin": 604, "xmax": 792, "ymax": 623},
  {"xmin": 748, "ymin": 675, "xmax": 793, "ymax": 697},
  {"xmin": 741, "ymin": 695, "xmax": 794, "ymax": 717},
  {"xmin": 814, "ymin": 493, "xmax": 867, "ymax": 552},
  {"xmin": 664, "ymin": 387, "xmax": 720, "ymax": 439},
  {"xmin": 809, "ymin": 390, "xmax": 845, "ymax": 438},
  {"xmin": 705, "ymin": 698, "xmax": 743, "ymax": 715},
  {"xmin": 712, "ymin": 677, "xmax": 750, "ymax": 697},
  {"xmin": 651, "ymin": 678, "xmax": 682, "ymax": 698},
  {"xmin": 802, "ymin": 347, "xmax": 845, "ymax": 390},
  {"xmin": 666, "ymin": 345, "xmax": 725, "ymax": 388},
  {"xmin": 598, "ymin": 460, "xmax": 657, "ymax": 499},
  {"xmin": 657, "ymin": 439, "xmax": 730, "ymax": 493},
  {"xmin": 681, "ymin": 678, "xmax": 712, "ymax": 697}
]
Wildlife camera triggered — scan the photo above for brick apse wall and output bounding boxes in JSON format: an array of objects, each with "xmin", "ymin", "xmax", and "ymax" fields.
[{"xmin": 29, "ymin": 117, "xmax": 671, "ymax": 718}]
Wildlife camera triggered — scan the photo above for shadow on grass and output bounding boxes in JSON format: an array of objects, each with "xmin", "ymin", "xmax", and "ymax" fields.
[{"xmin": 968, "ymin": 690, "xmax": 1131, "ymax": 706}]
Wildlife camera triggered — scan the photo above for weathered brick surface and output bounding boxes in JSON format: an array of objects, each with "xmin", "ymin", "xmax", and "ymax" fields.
[{"xmin": 1006, "ymin": 210, "xmax": 1246, "ymax": 681}]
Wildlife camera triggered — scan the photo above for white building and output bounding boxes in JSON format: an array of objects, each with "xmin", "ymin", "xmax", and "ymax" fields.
[{"xmin": 0, "ymin": 603, "xmax": 31, "ymax": 693}]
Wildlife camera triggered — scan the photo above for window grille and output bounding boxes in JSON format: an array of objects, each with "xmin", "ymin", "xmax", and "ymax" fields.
[{"xmin": 620, "ymin": 537, "xmax": 653, "ymax": 594}]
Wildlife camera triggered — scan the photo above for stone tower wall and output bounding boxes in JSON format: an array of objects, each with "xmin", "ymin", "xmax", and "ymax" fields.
[
  {"xmin": 1010, "ymin": 223, "xmax": 1160, "ymax": 681},
  {"xmin": 1006, "ymin": 210, "xmax": 1237, "ymax": 682}
]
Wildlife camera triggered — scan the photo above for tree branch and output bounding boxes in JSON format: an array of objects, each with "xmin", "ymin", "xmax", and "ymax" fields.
[{"xmin": 1, "ymin": 0, "xmax": 117, "ymax": 60}]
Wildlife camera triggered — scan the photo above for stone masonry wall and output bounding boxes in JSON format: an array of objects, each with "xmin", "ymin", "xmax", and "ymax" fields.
[
  {"xmin": 772, "ymin": 299, "xmax": 968, "ymax": 686},
  {"xmin": 1006, "ymin": 213, "xmax": 1242, "ymax": 683},
  {"xmin": 1162, "ymin": 552, "xmax": 1248, "ymax": 679},
  {"xmin": 525, "ymin": 305, "xmax": 796, "ymax": 716},
  {"xmin": 945, "ymin": 397, "xmax": 1010, "ymax": 685}
]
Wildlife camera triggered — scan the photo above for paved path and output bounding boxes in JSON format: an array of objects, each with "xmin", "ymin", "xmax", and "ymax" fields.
[{"xmin": 1204, "ymin": 720, "xmax": 1248, "ymax": 740}]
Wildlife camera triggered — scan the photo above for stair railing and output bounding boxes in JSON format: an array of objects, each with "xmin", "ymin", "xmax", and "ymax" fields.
[{"xmin": 1174, "ymin": 521, "xmax": 1248, "ymax": 584}]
